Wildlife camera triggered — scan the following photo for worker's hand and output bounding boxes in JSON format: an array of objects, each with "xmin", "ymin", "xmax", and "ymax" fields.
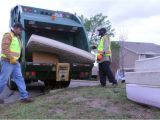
[
  {"xmin": 105, "ymin": 51, "xmax": 111, "ymax": 54},
  {"xmin": 97, "ymin": 54, "xmax": 103, "ymax": 61},
  {"xmin": 10, "ymin": 57, "xmax": 17, "ymax": 64},
  {"xmin": 103, "ymin": 51, "xmax": 111, "ymax": 55}
]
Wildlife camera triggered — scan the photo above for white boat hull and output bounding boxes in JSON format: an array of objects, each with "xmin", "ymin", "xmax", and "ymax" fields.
[{"xmin": 126, "ymin": 84, "xmax": 160, "ymax": 108}]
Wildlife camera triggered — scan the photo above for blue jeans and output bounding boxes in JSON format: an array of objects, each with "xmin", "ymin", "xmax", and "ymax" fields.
[{"xmin": 0, "ymin": 61, "xmax": 28, "ymax": 99}]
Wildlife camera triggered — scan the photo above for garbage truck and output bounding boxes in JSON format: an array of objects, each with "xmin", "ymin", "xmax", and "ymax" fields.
[{"xmin": 8, "ymin": 5, "xmax": 94, "ymax": 90}]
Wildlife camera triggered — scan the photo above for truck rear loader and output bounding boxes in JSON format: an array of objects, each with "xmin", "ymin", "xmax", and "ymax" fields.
[{"xmin": 8, "ymin": 5, "xmax": 94, "ymax": 90}]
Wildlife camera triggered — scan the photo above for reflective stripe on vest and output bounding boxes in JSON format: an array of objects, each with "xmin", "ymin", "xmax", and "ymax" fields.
[
  {"xmin": 97, "ymin": 35, "xmax": 111, "ymax": 57},
  {"xmin": 1, "ymin": 32, "xmax": 21, "ymax": 60}
]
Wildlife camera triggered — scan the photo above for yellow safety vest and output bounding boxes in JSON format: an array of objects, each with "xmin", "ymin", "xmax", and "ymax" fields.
[
  {"xmin": 1, "ymin": 32, "xmax": 21, "ymax": 60},
  {"xmin": 97, "ymin": 35, "xmax": 111, "ymax": 57}
]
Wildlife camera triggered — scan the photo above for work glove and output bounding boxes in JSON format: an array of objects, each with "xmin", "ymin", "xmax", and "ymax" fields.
[
  {"xmin": 10, "ymin": 57, "xmax": 17, "ymax": 64},
  {"xmin": 105, "ymin": 51, "xmax": 111, "ymax": 54},
  {"xmin": 97, "ymin": 54, "xmax": 103, "ymax": 61}
]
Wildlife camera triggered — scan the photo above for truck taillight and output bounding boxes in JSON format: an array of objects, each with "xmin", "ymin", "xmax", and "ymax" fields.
[
  {"xmin": 32, "ymin": 72, "xmax": 36, "ymax": 76},
  {"xmin": 24, "ymin": 8, "xmax": 33, "ymax": 12},
  {"xmin": 24, "ymin": 8, "xmax": 27, "ymax": 12},
  {"xmin": 28, "ymin": 8, "xmax": 33, "ymax": 12},
  {"xmin": 26, "ymin": 72, "xmax": 36, "ymax": 78}
]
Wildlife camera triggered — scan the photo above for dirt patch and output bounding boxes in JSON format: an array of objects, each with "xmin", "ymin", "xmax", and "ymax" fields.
[
  {"xmin": 86, "ymin": 99, "xmax": 106, "ymax": 109},
  {"xmin": 46, "ymin": 90, "xmax": 78, "ymax": 102},
  {"xmin": 70, "ymin": 96, "xmax": 87, "ymax": 103},
  {"xmin": 105, "ymin": 103, "xmax": 122, "ymax": 114},
  {"xmin": 123, "ymin": 105, "xmax": 157, "ymax": 119},
  {"xmin": 48, "ymin": 108, "xmax": 65, "ymax": 114}
]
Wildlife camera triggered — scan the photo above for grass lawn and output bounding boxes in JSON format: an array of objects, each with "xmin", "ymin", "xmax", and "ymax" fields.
[{"xmin": 0, "ymin": 83, "xmax": 159, "ymax": 119}]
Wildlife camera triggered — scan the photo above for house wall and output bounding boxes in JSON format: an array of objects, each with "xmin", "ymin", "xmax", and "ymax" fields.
[
  {"xmin": 119, "ymin": 48, "xmax": 139, "ymax": 69},
  {"xmin": 135, "ymin": 56, "xmax": 160, "ymax": 72}
]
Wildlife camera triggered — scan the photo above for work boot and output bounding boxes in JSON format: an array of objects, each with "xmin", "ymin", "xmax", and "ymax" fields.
[
  {"xmin": 20, "ymin": 98, "xmax": 33, "ymax": 103},
  {"xmin": 0, "ymin": 99, "xmax": 4, "ymax": 104}
]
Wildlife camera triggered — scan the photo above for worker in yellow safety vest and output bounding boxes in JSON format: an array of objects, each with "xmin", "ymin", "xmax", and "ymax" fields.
[
  {"xmin": 97, "ymin": 28, "xmax": 117, "ymax": 87},
  {"xmin": 0, "ymin": 23, "xmax": 33, "ymax": 104}
]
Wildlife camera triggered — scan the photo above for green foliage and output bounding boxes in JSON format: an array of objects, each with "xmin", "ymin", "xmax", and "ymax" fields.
[{"xmin": 79, "ymin": 13, "xmax": 115, "ymax": 45}]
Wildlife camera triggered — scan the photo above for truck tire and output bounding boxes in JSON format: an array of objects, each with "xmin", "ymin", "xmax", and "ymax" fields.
[
  {"xmin": 7, "ymin": 78, "xmax": 18, "ymax": 90},
  {"xmin": 61, "ymin": 80, "xmax": 71, "ymax": 88},
  {"xmin": 51, "ymin": 81, "xmax": 71, "ymax": 89},
  {"xmin": 45, "ymin": 79, "xmax": 71, "ymax": 89},
  {"xmin": 44, "ymin": 80, "xmax": 51, "ymax": 91},
  {"xmin": 56, "ymin": 80, "xmax": 71, "ymax": 88}
]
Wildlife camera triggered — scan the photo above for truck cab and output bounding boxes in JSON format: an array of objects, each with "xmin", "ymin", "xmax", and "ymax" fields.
[{"xmin": 9, "ymin": 5, "xmax": 93, "ymax": 89}]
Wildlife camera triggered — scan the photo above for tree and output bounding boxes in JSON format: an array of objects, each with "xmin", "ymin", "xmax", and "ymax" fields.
[{"xmin": 79, "ymin": 13, "xmax": 115, "ymax": 45}]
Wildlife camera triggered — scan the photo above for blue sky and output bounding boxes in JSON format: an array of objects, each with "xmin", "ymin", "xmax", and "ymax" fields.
[{"xmin": 1, "ymin": 0, "xmax": 160, "ymax": 45}]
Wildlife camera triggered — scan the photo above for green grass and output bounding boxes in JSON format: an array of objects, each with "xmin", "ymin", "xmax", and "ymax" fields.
[{"xmin": 0, "ymin": 84, "xmax": 160, "ymax": 119}]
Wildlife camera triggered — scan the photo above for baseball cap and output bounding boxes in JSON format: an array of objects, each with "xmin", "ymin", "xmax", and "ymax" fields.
[
  {"xmin": 13, "ymin": 23, "xmax": 25, "ymax": 30},
  {"xmin": 97, "ymin": 28, "xmax": 106, "ymax": 34}
]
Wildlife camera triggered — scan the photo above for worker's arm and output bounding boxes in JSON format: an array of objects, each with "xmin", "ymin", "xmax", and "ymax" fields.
[
  {"xmin": 1, "ymin": 33, "xmax": 12, "ymax": 59},
  {"xmin": 103, "ymin": 36, "xmax": 110, "ymax": 54}
]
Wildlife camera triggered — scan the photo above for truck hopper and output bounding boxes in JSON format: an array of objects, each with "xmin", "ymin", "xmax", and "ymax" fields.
[{"xmin": 27, "ymin": 34, "xmax": 95, "ymax": 64}]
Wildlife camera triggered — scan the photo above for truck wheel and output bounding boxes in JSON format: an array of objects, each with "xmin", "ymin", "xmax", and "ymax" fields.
[
  {"xmin": 44, "ymin": 80, "xmax": 60, "ymax": 89},
  {"xmin": 61, "ymin": 80, "xmax": 71, "ymax": 88},
  {"xmin": 46, "ymin": 80, "xmax": 71, "ymax": 89},
  {"xmin": 54, "ymin": 81, "xmax": 62, "ymax": 89},
  {"xmin": 52, "ymin": 81, "xmax": 71, "ymax": 89},
  {"xmin": 7, "ymin": 78, "xmax": 18, "ymax": 90},
  {"xmin": 45, "ymin": 80, "xmax": 58, "ymax": 89},
  {"xmin": 44, "ymin": 80, "xmax": 51, "ymax": 92}
]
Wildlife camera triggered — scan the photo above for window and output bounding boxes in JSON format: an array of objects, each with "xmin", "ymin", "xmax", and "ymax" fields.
[{"xmin": 145, "ymin": 54, "xmax": 154, "ymax": 58}]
